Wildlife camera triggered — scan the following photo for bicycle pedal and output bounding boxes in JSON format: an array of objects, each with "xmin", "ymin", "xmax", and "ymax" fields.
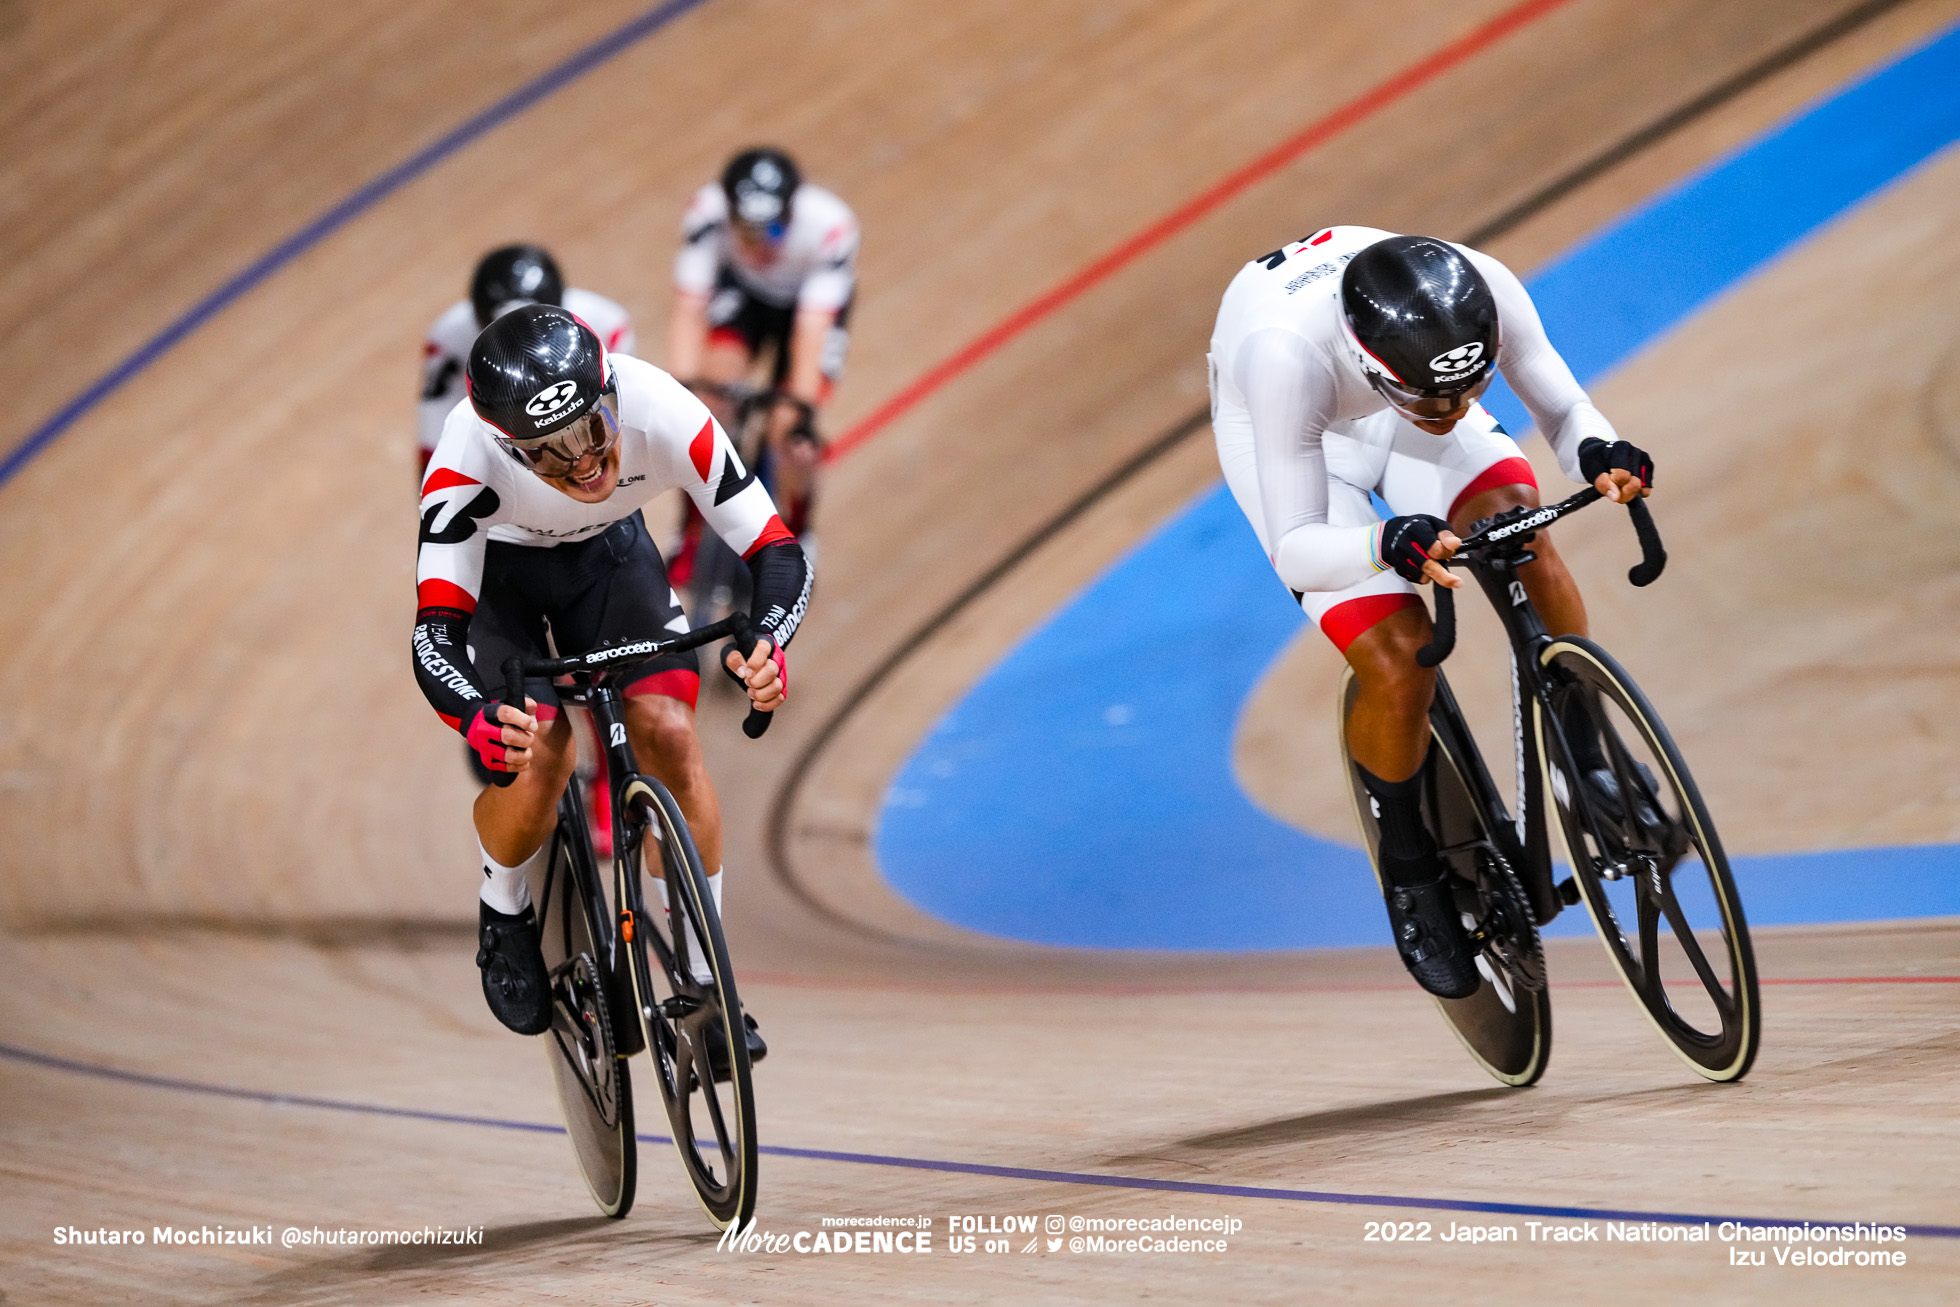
[
  {"xmin": 659, "ymin": 994, "xmax": 703, "ymax": 1018},
  {"xmin": 1557, "ymin": 877, "xmax": 1580, "ymax": 906}
]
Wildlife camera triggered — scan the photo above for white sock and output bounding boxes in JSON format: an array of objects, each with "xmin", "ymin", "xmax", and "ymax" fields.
[
  {"xmin": 478, "ymin": 841, "xmax": 546, "ymax": 916},
  {"xmin": 655, "ymin": 869, "xmax": 722, "ymax": 983}
]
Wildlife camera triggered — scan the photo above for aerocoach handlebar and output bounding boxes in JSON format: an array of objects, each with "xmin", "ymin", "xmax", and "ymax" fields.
[
  {"xmin": 499, "ymin": 612, "xmax": 775, "ymax": 743},
  {"xmin": 1415, "ymin": 488, "xmax": 1667, "ymax": 669}
]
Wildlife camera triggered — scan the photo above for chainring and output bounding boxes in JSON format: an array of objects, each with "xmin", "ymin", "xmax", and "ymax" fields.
[{"xmin": 1472, "ymin": 846, "xmax": 1547, "ymax": 993}]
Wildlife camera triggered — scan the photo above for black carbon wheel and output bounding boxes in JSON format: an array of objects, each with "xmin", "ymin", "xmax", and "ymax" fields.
[
  {"xmin": 1539, "ymin": 637, "xmax": 1760, "ymax": 1082},
  {"xmin": 619, "ymin": 776, "xmax": 758, "ymax": 1231},
  {"xmin": 533, "ymin": 794, "xmax": 636, "ymax": 1217},
  {"xmin": 1340, "ymin": 669, "xmax": 1551, "ymax": 1087}
]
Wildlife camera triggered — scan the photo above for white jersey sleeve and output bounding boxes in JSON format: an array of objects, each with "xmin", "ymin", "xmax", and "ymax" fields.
[
  {"xmin": 611, "ymin": 356, "xmax": 799, "ymax": 561},
  {"xmin": 1229, "ymin": 327, "xmax": 1384, "ymax": 594},
  {"xmin": 1463, "ymin": 248, "xmax": 1619, "ymax": 483},
  {"xmin": 790, "ymin": 187, "xmax": 859, "ymax": 313},
  {"xmin": 418, "ymin": 300, "xmax": 479, "ymax": 459},
  {"xmin": 673, "ymin": 184, "xmax": 724, "ymax": 297}
]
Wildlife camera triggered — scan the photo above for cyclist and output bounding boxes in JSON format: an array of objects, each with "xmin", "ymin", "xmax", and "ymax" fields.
[
  {"xmin": 420, "ymin": 244, "xmax": 637, "ymax": 845},
  {"xmin": 413, "ymin": 304, "xmax": 808, "ymax": 1051},
  {"xmin": 1208, "ymin": 228, "xmax": 1652, "ymax": 999},
  {"xmin": 418, "ymin": 244, "xmax": 634, "ymax": 477},
  {"xmin": 666, "ymin": 147, "xmax": 858, "ymax": 568}
]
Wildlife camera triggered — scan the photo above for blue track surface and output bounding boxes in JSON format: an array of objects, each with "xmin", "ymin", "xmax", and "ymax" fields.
[{"xmin": 875, "ymin": 25, "xmax": 1960, "ymax": 951}]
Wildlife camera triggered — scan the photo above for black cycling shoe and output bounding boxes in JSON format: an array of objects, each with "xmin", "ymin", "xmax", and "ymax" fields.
[
  {"xmin": 703, "ymin": 1013, "xmax": 767, "ymax": 1083},
  {"xmin": 476, "ymin": 901, "xmax": 553, "ymax": 1035},
  {"xmin": 1383, "ymin": 873, "xmax": 1481, "ymax": 1000}
]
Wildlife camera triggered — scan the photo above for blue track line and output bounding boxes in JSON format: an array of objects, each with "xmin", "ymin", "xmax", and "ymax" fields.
[
  {"xmin": 0, "ymin": 0, "xmax": 710, "ymax": 491},
  {"xmin": 3, "ymin": 1039, "xmax": 1953, "ymax": 1238}
]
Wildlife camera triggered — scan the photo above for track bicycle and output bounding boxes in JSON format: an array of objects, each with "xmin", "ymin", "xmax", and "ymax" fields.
[
  {"xmin": 1337, "ymin": 490, "xmax": 1759, "ymax": 1086},
  {"xmin": 506, "ymin": 613, "xmax": 772, "ymax": 1228}
]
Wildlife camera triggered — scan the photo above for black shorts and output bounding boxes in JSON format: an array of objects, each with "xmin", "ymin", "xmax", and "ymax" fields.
[
  {"xmin": 467, "ymin": 511, "xmax": 699, "ymax": 717},
  {"xmin": 705, "ymin": 266, "xmax": 854, "ymax": 388}
]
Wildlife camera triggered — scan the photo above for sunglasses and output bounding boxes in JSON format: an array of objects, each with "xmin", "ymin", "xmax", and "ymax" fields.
[
  {"xmin": 502, "ymin": 394, "xmax": 620, "ymax": 477},
  {"xmin": 1369, "ymin": 366, "xmax": 1495, "ymax": 420}
]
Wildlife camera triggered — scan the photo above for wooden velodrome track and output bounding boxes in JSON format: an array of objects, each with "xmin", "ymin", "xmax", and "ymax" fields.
[{"xmin": 3, "ymin": 1, "xmax": 1957, "ymax": 1302}]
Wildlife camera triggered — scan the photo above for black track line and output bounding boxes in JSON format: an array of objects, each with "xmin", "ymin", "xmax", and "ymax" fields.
[{"xmin": 763, "ymin": 0, "xmax": 1915, "ymax": 937}]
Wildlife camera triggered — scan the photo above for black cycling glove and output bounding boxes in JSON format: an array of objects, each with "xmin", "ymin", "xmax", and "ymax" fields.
[
  {"xmin": 1578, "ymin": 437, "xmax": 1654, "ymax": 490},
  {"xmin": 1380, "ymin": 514, "xmax": 1451, "ymax": 584}
]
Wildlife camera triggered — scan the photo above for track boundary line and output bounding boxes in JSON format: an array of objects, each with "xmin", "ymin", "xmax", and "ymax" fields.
[
  {"xmin": 3, "ymin": 1039, "xmax": 1951, "ymax": 1238},
  {"xmin": 0, "ymin": 0, "xmax": 711, "ymax": 490},
  {"xmin": 765, "ymin": 0, "xmax": 1927, "ymax": 943}
]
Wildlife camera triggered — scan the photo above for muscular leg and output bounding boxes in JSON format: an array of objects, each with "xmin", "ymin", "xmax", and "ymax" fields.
[
  {"xmin": 1343, "ymin": 605, "xmax": 1438, "ymax": 783},
  {"xmin": 472, "ymin": 712, "xmax": 577, "ymax": 865},
  {"xmin": 1451, "ymin": 483, "xmax": 1588, "ymax": 639},
  {"xmin": 1340, "ymin": 595, "xmax": 1478, "ymax": 997},
  {"xmin": 624, "ymin": 692, "xmax": 722, "ymax": 873}
]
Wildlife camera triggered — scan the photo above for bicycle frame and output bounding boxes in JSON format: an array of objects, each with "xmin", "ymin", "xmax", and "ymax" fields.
[
  {"xmin": 503, "ymin": 611, "xmax": 771, "ymax": 1056},
  {"xmin": 561, "ymin": 679, "xmax": 668, "ymax": 1056},
  {"xmin": 1418, "ymin": 489, "xmax": 1668, "ymax": 926},
  {"xmin": 1434, "ymin": 555, "xmax": 1564, "ymax": 924}
]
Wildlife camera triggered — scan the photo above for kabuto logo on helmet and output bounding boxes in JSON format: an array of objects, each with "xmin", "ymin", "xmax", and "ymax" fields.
[
  {"xmin": 525, "ymin": 380, "xmax": 581, "ymax": 422},
  {"xmin": 1429, "ymin": 342, "xmax": 1486, "ymax": 378}
]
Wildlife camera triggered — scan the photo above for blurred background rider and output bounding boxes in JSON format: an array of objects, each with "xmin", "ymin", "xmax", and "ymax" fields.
[
  {"xmin": 419, "ymin": 244, "xmax": 635, "ymax": 477},
  {"xmin": 666, "ymin": 147, "xmax": 858, "ymax": 578}
]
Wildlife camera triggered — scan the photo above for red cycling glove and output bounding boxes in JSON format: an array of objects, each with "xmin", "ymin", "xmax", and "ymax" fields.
[{"xmin": 464, "ymin": 702, "xmax": 516, "ymax": 773}]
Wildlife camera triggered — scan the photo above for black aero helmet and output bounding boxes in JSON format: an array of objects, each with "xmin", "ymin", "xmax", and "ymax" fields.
[
  {"xmin": 1341, "ymin": 235, "xmax": 1499, "ymax": 410},
  {"xmin": 467, "ymin": 304, "xmax": 620, "ymax": 475},
  {"xmin": 470, "ymin": 243, "xmax": 565, "ymax": 327},
  {"xmin": 721, "ymin": 147, "xmax": 801, "ymax": 231}
]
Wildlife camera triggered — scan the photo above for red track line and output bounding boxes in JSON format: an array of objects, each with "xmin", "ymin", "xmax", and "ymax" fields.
[{"xmin": 825, "ymin": 0, "xmax": 1579, "ymax": 462}]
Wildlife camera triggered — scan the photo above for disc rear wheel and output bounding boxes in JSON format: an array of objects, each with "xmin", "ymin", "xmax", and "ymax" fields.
[
  {"xmin": 532, "ymin": 795, "xmax": 636, "ymax": 1217},
  {"xmin": 1339, "ymin": 669, "xmax": 1551, "ymax": 1087}
]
